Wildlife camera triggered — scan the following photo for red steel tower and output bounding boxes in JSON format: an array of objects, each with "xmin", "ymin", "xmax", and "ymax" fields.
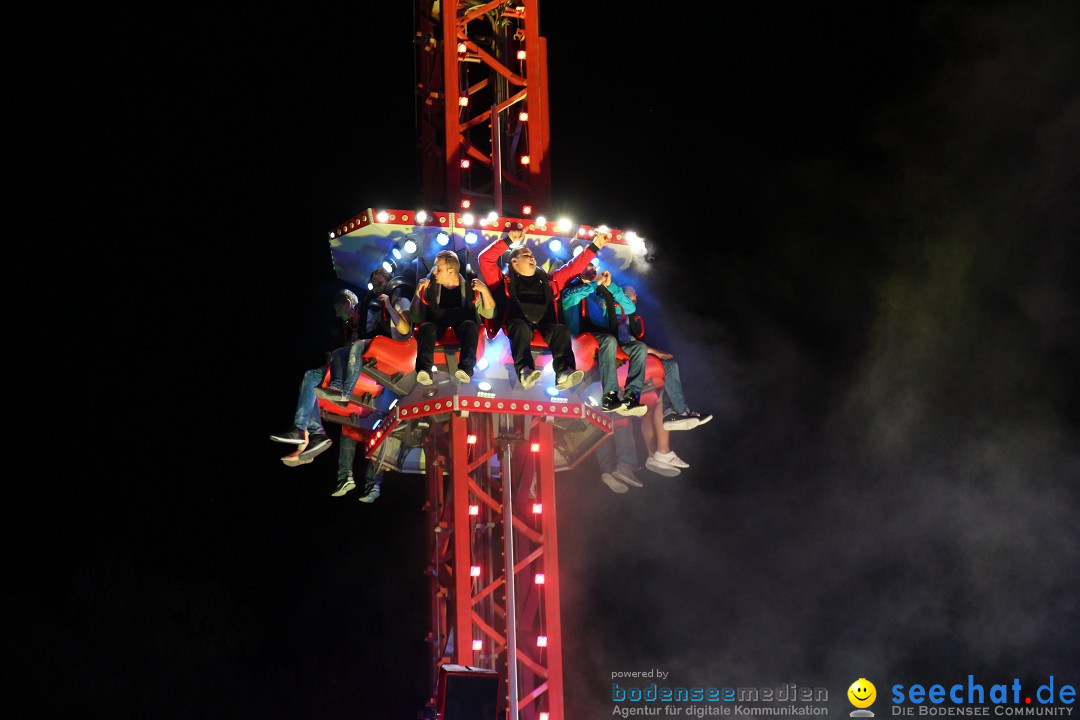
[{"xmin": 316, "ymin": 3, "xmax": 662, "ymax": 718}]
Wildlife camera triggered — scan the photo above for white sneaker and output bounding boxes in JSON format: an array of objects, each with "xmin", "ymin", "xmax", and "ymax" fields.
[
  {"xmin": 645, "ymin": 455, "xmax": 681, "ymax": 477},
  {"xmin": 600, "ymin": 472, "xmax": 629, "ymax": 494},
  {"xmin": 416, "ymin": 369, "xmax": 433, "ymax": 385},
  {"xmin": 652, "ymin": 450, "xmax": 689, "ymax": 469},
  {"xmin": 454, "ymin": 369, "xmax": 471, "ymax": 383}
]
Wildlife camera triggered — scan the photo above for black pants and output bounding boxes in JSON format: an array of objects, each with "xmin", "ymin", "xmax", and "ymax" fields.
[
  {"xmin": 506, "ymin": 318, "xmax": 574, "ymax": 375},
  {"xmin": 416, "ymin": 320, "xmax": 479, "ymax": 373}
]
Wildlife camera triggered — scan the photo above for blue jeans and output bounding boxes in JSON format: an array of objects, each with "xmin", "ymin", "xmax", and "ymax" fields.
[
  {"xmin": 293, "ymin": 366, "xmax": 327, "ymax": 434},
  {"xmin": 596, "ymin": 422, "xmax": 637, "ymax": 471},
  {"xmin": 660, "ymin": 357, "xmax": 688, "ymax": 415},
  {"xmin": 596, "ymin": 334, "xmax": 647, "ymax": 397},
  {"xmin": 325, "ymin": 339, "xmax": 372, "ymax": 397}
]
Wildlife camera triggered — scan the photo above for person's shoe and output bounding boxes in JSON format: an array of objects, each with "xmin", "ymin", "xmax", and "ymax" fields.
[
  {"xmin": 611, "ymin": 464, "xmax": 644, "ymax": 488},
  {"xmin": 299, "ymin": 433, "xmax": 332, "ymax": 460},
  {"xmin": 270, "ymin": 427, "xmax": 306, "ymax": 445},
  {"xmin": 600, "ymin": 391, "xmax": 623, "ymax": 412},
  {"xmin": 654, "ymin": 450, "xmax": 689, "ymax": 468},
  {"xmin": 331, "ymin": 474, "xmax": 356, "ymax": 497},
  {"xmin": 554, "ymin": 368, "xmax": 584, "ymax": 391},
  {"xmin": 688, "ymin": 410, "xmax": 713, "ymax": 427},
  {"xmin": 663, "ymin": 409, "xmax": 711, "ymax": 430},
  {"xmin": 600, "ymin": 472, "xmax": 629, "ymax": 494},
  {"xmin": 281, "ymin": 453, "xmax": 313, "ymax": 467},
  {"xmin": 416, "ymin": 369, "xmax": 433, "ymax": 386},
  {"xmin": 518, "ymin": 367, "xmax": 542, "ymax": 389},
  {"xmin": 645, "ymin": 452, "xmax": 683, "ymax": 477},
  {"xmin": 358, "ymin": 481, "xmax": 381, "ymax": 503},
  {"xmin": 454, "ymin": 368, "xmax": 472, "ymax": 384},
  {"xmin": 615, "ymin": 393, "xmax": 648, "ymax": 417},
  {"xmin": 313, "ymin": 384, "xmax": 347, "ymax": 402}
]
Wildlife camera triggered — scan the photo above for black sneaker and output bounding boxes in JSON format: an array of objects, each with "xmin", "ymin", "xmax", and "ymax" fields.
[
  {"xmin": 615, "ymin": 393, "xmax": 648, "ymax": 417},
  {"xmin": 601, "ymin": 391, "xmax": 623, "ymax": 413},
  {"xmin": 299, "ymin": 433, "xmax": 332, "ymax": 460},
  {"xmin": 331, "ymin": 474, "xmax": 356, "ymax": 497},
  {"xmin": 313, "ymin": 385, "xmax": 347, "ymax": 402},
  {"xmin": 270, "ymin": 427, "xmax": 306, "ymax": 444},
  {"xmin": 662, "ymin": 409, "xmax": 712, "ymax": 430},
  {"xmin": 358, "ymin": 481, "xmax": 381, "ymax": 503}
]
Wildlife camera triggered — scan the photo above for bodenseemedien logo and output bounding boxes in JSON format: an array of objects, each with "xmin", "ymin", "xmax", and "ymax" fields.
[{"xmin": 849, "ymin": 679, "xmax": 878, "ymax": 717}]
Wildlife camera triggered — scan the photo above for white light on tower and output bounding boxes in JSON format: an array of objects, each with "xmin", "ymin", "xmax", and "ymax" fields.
[
  {"xmin": 462, "ymin": 212, "xmax": 475, "ymax": 225},
  {"xmin": 548, "ymin": 238, "xmax": 562, "ymax": 252},
  {"xmin": 376, "ymin": 210, "xmax": 390, "ymax": 223},
  {"xmin": 403, "ymin": 238, "xmax": 417, "ymax": 254},
  {"xmin": 415, "ymin": 210, "xmax": 428, "ymax": 223},
  {"xmin": 436, "ymin": 232, "xmax": 450, "ymax": 246},
  {"xmin": 557, "ymin": 217, "xmax": 573, "ymax": 233}
]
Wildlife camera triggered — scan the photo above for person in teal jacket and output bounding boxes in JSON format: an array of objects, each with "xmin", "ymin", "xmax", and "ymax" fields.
[{"xmin": 560, "ymin": 266, "xmax": 648, "ymax": 416}]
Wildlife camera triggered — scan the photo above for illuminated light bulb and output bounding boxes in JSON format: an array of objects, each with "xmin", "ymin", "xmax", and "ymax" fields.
[
  {"xmin": 519, "ymin": 111, "xmax": 528, "ymax": 122},
  {"xmin": 460, "ymin": 198, "xmax": 471, "ymax": 209},
  {"xmin": 457, "ymin": 42, "xmax": 467, "ymax": 53},
  {"xmin": 391, "ymin": 246, "xmax": 402, "ymax": 260},
  {"xmin": 548, "ymin": 239, "xmax": 562, "ymax": 252},
  {"xmin": 468, "ymin": 504, "xmax": 479, "ymax": 515},
  {"xmin": 329, "ymin": 231, "xmax": 335, "ymax": 239},
  {"xmin": 403, "ymin": 239, "xmax": 417, "ymax": 254},
  {"xmin": 572, "ymin": 246, "xmax": 584, "ymax": 258},
  {"xmin": 535, "ymin": 215, "xmax": 546, "ymax": 226},
  {"xmin": 530, "ymin": 442, "xmax": 540, "ymax": 452},
  {"xmin": 516, "ymin": 50, "xmax": 526, "ymax": 60},
  {"xmin": 521, "ymin": 204, "xmax": 533, "ymax": 215},
  {"xmin": 520, "ymin": 155, "xmax": 530, "ymax": 165},
  {"xmin": 545, "ymin": 386, "xmax": 560, "ymax": 397},
  {"xmin": 460, "ymin": 158, "xmax": 470, "ymax": 169},
  {"xmin": 436, "ymin": 232, "xmax": 450, "ymax": 246},
  {"xmin": 472, "ymin": 639, "xmax": 483, "ymax": 651},
  {"xmin": 382, "ymin": 260, "xmax": 394, "ymax": 273},
  {"xmin": 459, "ymin": 96, "xmax": 469, "ymax": 106},
  {"xmin": 557, "ymin": 217, "xmax": 573, "ymax": 233},
  {"xmin": 376, "ymin": 210, "xmax": 390, "ymax": 223},
  {"xmin": 415, "ymin": 211, "xmax": 428, "ymax": 223},
  {"xmin": 464, "ymin": 231, "xmax": 478, "ymax": 245},
  {"xmin": 470, "ymin": 565, "xmax": 481, "ymax": 577},
  {"xmin": 462, "ymin": 212, "xmax": 475, "ymax": 225},
  {"xmin": 540, "ymin": 713, "xmax": 550, "ymax": 720},
  {"xmin": 536, "ymin": 636, "xmax": 548, "ymax": 647},
  {"xmin": 532, "ymin": 503, "xmax": 542, "ymax": 514},
  {"xmin": 485, "ymin": 211, "xmax": 499, "ymax": 224},
  {"xmin": 431, "ymin": 365, "xmax": 437, "ymax": 373},
  {"xmin": 535, "ymin": 573, "xmax": 545, "ymax": 584},
  {"xmin": 367, "ymin": 282, "xmax": 374, "ymax": 290},
  {"xmin": 467, "ymin": 434, "xmax": 477, "ymax": 445}
]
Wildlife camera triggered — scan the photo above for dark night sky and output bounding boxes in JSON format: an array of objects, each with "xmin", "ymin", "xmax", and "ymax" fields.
[{"xmin": 18, "ymin": 2, "xmax": 1079, "ymax": 718}]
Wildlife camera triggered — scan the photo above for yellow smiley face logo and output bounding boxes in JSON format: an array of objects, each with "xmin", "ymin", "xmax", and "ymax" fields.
[{"xmin": 848, "ymin": 679, "xmax": 877, "ymax": 708}]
